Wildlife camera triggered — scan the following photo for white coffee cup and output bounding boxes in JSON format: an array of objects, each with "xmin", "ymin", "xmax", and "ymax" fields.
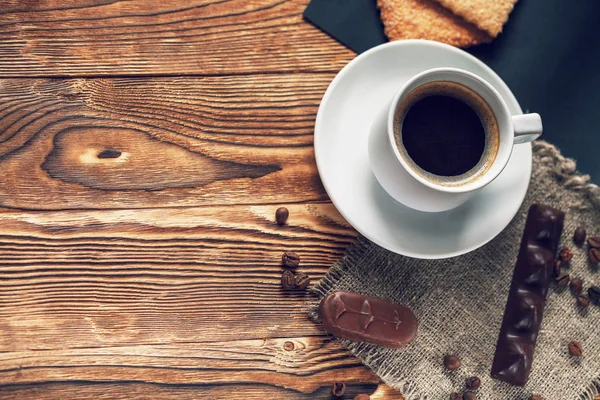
[{"xmin": 368, "ymin": 67, "xmax": 542, "ymax": 212}]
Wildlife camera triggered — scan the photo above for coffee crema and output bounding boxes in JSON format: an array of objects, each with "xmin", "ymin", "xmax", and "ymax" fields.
[{"xmin": 393, "ymin": 81, "xmax": 500, "ymax": 187}]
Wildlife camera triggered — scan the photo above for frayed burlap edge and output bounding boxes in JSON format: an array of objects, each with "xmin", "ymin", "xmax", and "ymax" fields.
[{"xmin": 307, "ymin": 140, "xmax": 600, "ymax": 400}]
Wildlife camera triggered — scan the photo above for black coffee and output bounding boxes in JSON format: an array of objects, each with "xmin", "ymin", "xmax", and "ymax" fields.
[
  {"xmin": 394, "ymin": 81, "xmax": 499, "ymax": 186},
  {"xmin": 402, "ymin": 95, "xmax": 484, "ymax": 176}
]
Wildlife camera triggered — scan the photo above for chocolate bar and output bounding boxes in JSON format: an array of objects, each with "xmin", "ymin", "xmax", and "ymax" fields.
[
  {"xmin": 319, "ymin": 291, "xmax": 418, "ymax": 348},
  {"xmin": 491, "ymin": 204, "xmax": 565, "ymax": 386}
]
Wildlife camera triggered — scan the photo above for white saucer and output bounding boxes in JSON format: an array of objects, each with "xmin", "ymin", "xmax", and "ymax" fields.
[{"xmin": 314, "ymin": 40, "xmax": 532, "ymax": 259}]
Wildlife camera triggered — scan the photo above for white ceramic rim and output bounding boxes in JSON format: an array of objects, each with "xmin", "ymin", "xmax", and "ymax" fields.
[
  {"xmin": 386, "ymin": 67, "xmax": 515, "ymax": 194},
  {"xmin": 314, "ymin": 39, "xmax": 530, "ymax": 259}
]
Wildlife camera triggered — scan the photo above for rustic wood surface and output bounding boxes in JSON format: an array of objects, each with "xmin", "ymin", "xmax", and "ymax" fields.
[{"xmin": 0, "ymin": 1, "xmax": 406, "ymax": 399}]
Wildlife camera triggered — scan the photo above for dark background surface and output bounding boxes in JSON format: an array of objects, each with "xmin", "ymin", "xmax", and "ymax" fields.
[{"xmin": 305, "ymin": 0, "xmax": 600, "ymax": 183}]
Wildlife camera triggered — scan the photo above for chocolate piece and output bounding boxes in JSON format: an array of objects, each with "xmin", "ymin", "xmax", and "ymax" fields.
[
  {"xmin": 491, "ymin": 204, "xmax": 564, "ymax": 386},
  {"xmin": 319, "ymin": 291, "xmax": 418, "ymax": 348}
]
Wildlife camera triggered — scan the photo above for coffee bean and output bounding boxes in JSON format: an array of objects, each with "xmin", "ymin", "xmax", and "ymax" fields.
[
  {"xmin": 449, "ymin": 393, "xmax": 462, "ymax": 400},
  {"xmin": 574, "ymin": 227, "xmax": 586, "ymax": 245},
  {"xmin": 275, "ymin": 207, "xmax": 289, "ymax": 225},
  {"xmin": 568, "ymin": 341, "xmax": 583, "ymax": 357},
  {"xmin": 559, "ymin": 247, "xmax": 574, "ymax": 263},
  {"xmin": 354, "ymin": 395, "xmax": 370, "ymax": 400},
  {"xmin": 443, "ymin": 354, "xmax": 461, "ymax": 370},
  {"xmin": 588, "ymin": 286, "xmax": 600, "ymax": 305},
  {"xmin": 553, "ymin": 260, "xmax": 562, "ymax": 278},
  {"xmin": 588, "ymin": 236, "xmax": 600, "ymax": 249},
  {"xmin": 281, "ymin": 270, "xmax": 296, "ymax": 290},
  {"xmin": 332, "ymin": 382, "xmax": 346, "ymax": 397},
  {"xmin": 295, "ymin": 272, "xmax": 310, "ymax": 289},
  {"xmin": 465, "ymin": 376, "xmax": 481, "ymax": 390},
  {"xmin": 555, "ymin": 273, "xmax": 570, "ymax": 288},
  {"xmin": 281, "ymin": 251, "xmax": 300, "ymax": 268},
  {"xmin": 576, "ymin": 295, "xmax": 590, "ymax": 308},
  {"xmin": 570, "ymin": 277, "xmax": 583, "ymax": 294},
  {"xmin": 589, "ymin": 248, "xmax": 600, "ymax": 264},
  {"xmin": 463, "ymin": 392, "xmax": 477, "ymax": 400},
  {"xmin": 529, "ymin": 395, "xmax": 544, "ymax": 400}
]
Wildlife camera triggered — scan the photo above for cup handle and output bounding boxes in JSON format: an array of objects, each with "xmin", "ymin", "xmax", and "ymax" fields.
[{"xmin": 512, "ymin": 113, "xmax": 542, "ymax": 144}]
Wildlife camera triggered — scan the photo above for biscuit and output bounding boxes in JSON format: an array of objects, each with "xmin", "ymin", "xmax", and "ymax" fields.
[
  {"xmin": 432, "ymin": 0, "xmax": 519, "ymax": 37},
  {"xmin": 378, "ymin": 0, "xmax": 491, "ymax": 48}
]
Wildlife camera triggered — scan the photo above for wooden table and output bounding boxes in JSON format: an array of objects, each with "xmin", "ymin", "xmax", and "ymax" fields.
[{"xmin": 0, "ymin": 1, "xmax": 403, "ymax": 398}]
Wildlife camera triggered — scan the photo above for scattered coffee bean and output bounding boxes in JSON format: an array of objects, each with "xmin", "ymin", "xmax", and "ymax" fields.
[
  {"xmin": 593, "ymin": 394, "xmax": 600, "ymax": 400},
  {"xmin": 559, "ymin": 247, "xmax": 574, "ymax": 263},
  {"xmin": 568, "ymin": 341, "xmax": 583, "ymax": 357},
  {"xmin": 553, "ymin": 260, "xmax": 562, "ymax": 278},
  {"xmin": 555, "ymin": 273, "xmax": 570, "ymax": 288},
  {"xmin": 570, "ymin": 277, "xmax": 583, "ymax": 294},
  {"xmin": 449, "ymin": 393, "xmax": 462, "ymax": 400},
  {"xmin": 332, "ymin": 382, "xmax": 346, "ymax": 397},
  {"xmin": 574, "ymin": 227, "xmax": 586, "ymax": 245},
  {"xmin": 588, "ymin": 286, "xmax": 600, "ymax": 305},
  {"xmin": 443, "ymin": 354, "xmax": 461, "ymax": 370},
  {"xmin": 354, "ymin": 395, "xmax": 370, "ymax": 400},
  {"xmin": 281, "ymin": 251, "xmax": 300, "ymax": 268},
  {"xmin": 295, "ymin": 272, "xmax": 310, "ymax": 289},
  {"xmin": 529, "ymin": 395, "xmax": 544, "ymax": 400},
  {"xmin": 589, "ymin": 248, "xmax": 600, "ymax": 264},
  {"xmin": 576, "ymin": 294, "xmax": 590, "ymax": 308},
  {"xmin": 275, "ymin": 207, "xmax": 289, "ymax": 225},
  {"xmin": 465, "ymin": 376, "xmax": 481, "ymax": 390},
  {"xmin": 281, "ymin": 270, "xmax": 296, "ymax": 290},
  {"xmin": 463, "ymin": 392, "xmax": 477, "ymax": 400},
  {"xmin": 588, "ymin": 236, "xmax": 600, "ymax": 249}
]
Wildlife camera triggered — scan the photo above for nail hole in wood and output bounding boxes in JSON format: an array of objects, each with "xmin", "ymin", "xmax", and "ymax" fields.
[{"xmin": 97, "ymin": 149, "xmax": 122, "ymax": 159}]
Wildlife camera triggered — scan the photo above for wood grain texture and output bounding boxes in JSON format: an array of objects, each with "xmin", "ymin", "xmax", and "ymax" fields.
[
  {"xmin": 0, "ymin": 203, "xmax": 355, "ymax": 348},
  {"xmin": 0, "ymin": 0, "xmax": 354, "ymax": 77},
  {"xmin": 0, "ymin": 75, "xmax": 333, "ymax": 210},
  {"xmin": 0, "ymin": 383, "xmax": 403, "ymax": 400},
  {"xmin": 0, "ymin": 203, "xmax": 406, "ymax": 398},
  {"xmin": 0, "ymin": 3, "xmax": 407, "ymax": 396}
]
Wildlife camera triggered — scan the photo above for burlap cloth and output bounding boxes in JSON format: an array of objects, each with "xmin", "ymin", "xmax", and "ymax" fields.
[{"xmin": 309, "ymin": 141, "xmax": 600, "ymax": 399}]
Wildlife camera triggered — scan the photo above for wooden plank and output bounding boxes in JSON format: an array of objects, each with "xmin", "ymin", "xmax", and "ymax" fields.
[
  {"xmin": 0, "ymin": 203, "xmax": 406, "ymax": 398},
  {"xmin": 0, "ymin": 203, "xmax": 355, "ymax": 348},
  {"xmin": 0, "ymin": 0, "xmax": 354, "ymax": 77},
  {"xmin": 0, "ymin": 74, "xmax": 333, "ymax": 210},
  {"xmin": 0, "ymin": 337, "xmax": 401, "ymax": 397},
  {"xmin": 0, "ymin": 382, "xmax": 404, "ymax": 400}
]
